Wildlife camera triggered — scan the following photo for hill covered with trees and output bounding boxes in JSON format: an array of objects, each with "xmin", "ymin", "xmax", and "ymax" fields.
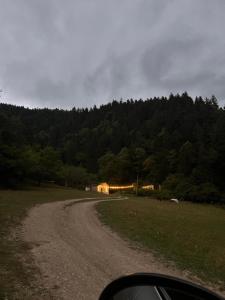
[{"xmin": 1, "ymin": 93, "xmax": 225, "ymax": 203}]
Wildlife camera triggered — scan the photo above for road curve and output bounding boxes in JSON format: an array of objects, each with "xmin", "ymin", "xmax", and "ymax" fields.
[{"xmin": 22, "ymin": 197, "xmax": 201, "ymax": 299}]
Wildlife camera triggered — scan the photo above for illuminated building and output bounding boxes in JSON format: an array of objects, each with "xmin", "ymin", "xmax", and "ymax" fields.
[
  {"xmin": 97, "ymin": 183, "xmax": 134, "ymax": 194},
  {"xmin": 97, "ymin": 183, "xmax": 158, "ymax": 194},
  {"xmin": 141, "ymin": 184, "xmax": 154, "ymax": 190}
]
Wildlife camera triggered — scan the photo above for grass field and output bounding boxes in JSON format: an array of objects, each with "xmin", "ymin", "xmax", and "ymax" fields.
[
  {"xmin": 97, "ymin": 198, "xmax": 225, "ymax": 287},
  {"xmin": 0, "ymin": 186, "xmax": 98, "ymax": 299}
]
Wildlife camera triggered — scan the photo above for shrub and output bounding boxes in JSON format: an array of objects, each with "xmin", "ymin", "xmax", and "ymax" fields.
[
  {"xmin": 188, "ymin": 183, "xmax": 222, "ymax": 203},
  {"xmin": 162, "ymin": 174, "xmax": 224, "ymax": 204}
]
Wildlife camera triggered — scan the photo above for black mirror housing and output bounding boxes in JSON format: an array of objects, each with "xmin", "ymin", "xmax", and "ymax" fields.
[{"xmin": 99, "ymin": 273, "xmax": 224, "ymax": 300}]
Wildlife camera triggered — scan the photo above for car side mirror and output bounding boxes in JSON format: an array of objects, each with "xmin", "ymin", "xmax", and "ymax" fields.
[{"xmin": 99, "ymin": 273, "xmax": 223, "ymax": 300}]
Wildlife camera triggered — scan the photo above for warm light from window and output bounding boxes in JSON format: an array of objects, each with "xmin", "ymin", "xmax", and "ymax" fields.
[{"xmin": 109, "ymin": 184, "xmax": 134, "ymax": 190}]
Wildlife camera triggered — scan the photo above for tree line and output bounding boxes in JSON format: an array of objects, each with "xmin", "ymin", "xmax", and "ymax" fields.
[{"xmin": 0, "ymin": 92, "xmax": 225, "ymax": 203}]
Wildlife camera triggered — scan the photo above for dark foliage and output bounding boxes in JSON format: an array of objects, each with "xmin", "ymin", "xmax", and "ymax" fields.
[{"xmin": 0, "ymin": 93, "xmax": 224, "ymax": 202}]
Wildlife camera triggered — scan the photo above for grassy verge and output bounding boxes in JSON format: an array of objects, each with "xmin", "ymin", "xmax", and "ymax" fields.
[
  {"xmin": 97, "ymin": 198, "xmax": 225, "ymax": 288},
  {"xmin": 0, "ymin": 186, "xmax": 99, "ymax": 299}
]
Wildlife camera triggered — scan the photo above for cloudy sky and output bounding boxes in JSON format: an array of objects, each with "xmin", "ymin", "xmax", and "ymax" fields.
[{"xmin": 0, "ymin": 0, "xmax": 225, "ymax": 109}]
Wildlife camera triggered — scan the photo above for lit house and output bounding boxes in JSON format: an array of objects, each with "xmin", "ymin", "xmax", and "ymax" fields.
[
  {"xmin": 97, "ymin": 182, "xmax": 110, "ymax": 194},
  {"xmin": 97, "ymin": 182, "xmax": 160, "ymax": 194},
  {"xmin": 97, "ymin": 183, "xmax": 134, "ymax": 195}
]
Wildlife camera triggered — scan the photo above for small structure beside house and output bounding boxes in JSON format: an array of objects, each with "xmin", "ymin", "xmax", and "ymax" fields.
[
  {"xmin": 85, "ymin": 184, "xmax": 98, "ymax": 192},
  {"xmin": 142, "ymin": 184, "xmax": 161, "ymax": 191},
  {"xmin": 141, "ymin": 184, "xmax": 155, "ymax": 190}
]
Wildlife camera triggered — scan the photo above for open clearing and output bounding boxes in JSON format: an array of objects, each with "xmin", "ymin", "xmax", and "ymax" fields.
[
  {"xmin": 23, "ymin": 198, "xmax": 192, "ymax": 299},
  {"xmin": 1, "ymin": 190, "xmax": 224, "ymax": 299},
  {"xmin": 23, "ymin": 197, "xmax": 224, "ymax": 299},
  {"xmin": 97, "ymin": 198, "xmax": 225, "ymax": 288}
]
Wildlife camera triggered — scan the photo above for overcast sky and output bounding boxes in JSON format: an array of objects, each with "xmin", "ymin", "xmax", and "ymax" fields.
[{"xmin": 0, "ymin": 0, "xmax": 225, "ymax": 109}]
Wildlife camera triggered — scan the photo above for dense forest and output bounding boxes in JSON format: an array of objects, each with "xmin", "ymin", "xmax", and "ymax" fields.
[{"xmin": 1, "ymin": 93, "xmax": 225, "ymax": 203}]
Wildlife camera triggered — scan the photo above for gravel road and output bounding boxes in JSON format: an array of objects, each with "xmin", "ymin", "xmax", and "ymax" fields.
[{"xmin": 22, "ymin": 197, "xmax": 218, "ymax": 299}]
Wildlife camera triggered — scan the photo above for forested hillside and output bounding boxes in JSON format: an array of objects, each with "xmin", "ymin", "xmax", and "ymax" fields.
[{"xmin": 1, "ymin": 93, "xmax": 225, "ymax": 203}]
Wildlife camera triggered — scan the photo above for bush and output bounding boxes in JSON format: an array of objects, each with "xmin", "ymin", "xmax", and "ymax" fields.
[
  {"xmin": 188, "ymin": 183, "xmax": 222, "ymax": 203},
  {"xmin": 162, "ymin": 174, "xmax": 223, "ymax": 203}
]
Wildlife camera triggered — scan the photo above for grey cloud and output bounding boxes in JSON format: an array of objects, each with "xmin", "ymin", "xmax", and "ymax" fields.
[{"xmin": 0, "ymin": 0, "xmax": 225, "ymax": 108}]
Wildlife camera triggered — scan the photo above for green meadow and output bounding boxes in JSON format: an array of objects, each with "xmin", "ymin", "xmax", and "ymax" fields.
[{"xmin": 97, "ymin": 198, "xmax": 225, "ymax": 288}]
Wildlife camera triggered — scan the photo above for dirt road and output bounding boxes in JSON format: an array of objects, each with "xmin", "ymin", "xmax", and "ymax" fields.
[{"xmin": 22, "ymin": 197, "xmax": 207, "ymax": 299}]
